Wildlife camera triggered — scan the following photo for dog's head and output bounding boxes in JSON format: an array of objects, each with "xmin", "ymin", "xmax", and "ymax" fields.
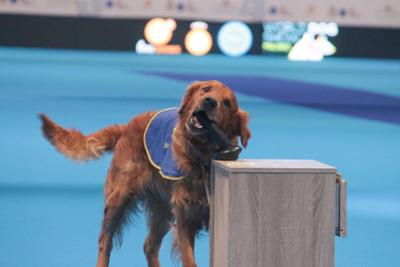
[{"xmin": 178, "ymin": 80, "xmax": 251, "ymax": 148}]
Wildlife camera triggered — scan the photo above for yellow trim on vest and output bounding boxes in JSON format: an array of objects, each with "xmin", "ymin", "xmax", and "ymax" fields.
[{"xmin": 143, "ymin": 108, "xmax": 185, "ymax": 181}]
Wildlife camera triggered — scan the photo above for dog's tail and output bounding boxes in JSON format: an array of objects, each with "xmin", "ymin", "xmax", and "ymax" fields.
[{"xmin": 39, "ymin": 114, "xmax": 125, "ymax": 162}]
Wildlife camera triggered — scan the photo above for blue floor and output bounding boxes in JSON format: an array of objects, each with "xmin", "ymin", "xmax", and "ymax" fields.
[{"xmin": 1, "ymin": 47, "xmax": 400, "ymax": 267}]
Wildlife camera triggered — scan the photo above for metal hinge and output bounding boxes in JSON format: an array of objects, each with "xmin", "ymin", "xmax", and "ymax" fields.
[{"xmin": 336, "ymin": 173, "xmax": 347, "ymax": 237}]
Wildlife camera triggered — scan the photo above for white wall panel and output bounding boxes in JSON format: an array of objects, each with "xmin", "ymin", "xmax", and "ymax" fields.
[{"xmin": 1, "ymin": 0, "xmax": 399, "ymax": 28}]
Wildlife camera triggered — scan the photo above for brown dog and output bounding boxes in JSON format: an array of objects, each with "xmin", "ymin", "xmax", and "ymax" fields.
[{"xmin": 40, "ymin": 80, "xmax": 251, "ymax": 267}]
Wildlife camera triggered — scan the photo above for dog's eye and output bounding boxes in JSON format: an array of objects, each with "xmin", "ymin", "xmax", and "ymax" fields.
[
  {"xmin": 202, "ymin": 86, "xmax": 211, "ymax": 92},
  {"xmin": 223, "ymin": 99, "xmax": 231, "ymax": 108}
]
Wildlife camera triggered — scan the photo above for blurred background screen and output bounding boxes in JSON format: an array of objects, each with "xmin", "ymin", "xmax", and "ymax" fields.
[{"xmin": 0, "ymin": 1, "xmax": 399, "ymax": 267}]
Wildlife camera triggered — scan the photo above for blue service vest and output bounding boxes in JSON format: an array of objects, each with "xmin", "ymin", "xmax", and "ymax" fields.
[{"xmin": 144, "ymin": 108, "xmax": 184, "ymax": 180}]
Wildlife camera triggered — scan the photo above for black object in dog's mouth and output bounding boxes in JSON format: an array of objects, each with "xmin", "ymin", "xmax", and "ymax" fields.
[{"xmin": 192, "ymin": 110, "xmax": 242, "ymax": 161}]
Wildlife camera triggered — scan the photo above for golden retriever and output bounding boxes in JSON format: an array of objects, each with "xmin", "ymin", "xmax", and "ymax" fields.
[{"xmin": 40, "ymin": 80, "xmax": 251, "ymax": 267}]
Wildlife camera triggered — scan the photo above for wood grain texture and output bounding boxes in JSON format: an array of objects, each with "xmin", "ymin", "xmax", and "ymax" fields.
[
  {"xmin": 211, "ymin": 167, "xmax": 230, "ymax": 267},
  {"xmin": 211, "ymin": 160, "xmax": 336, "ymax": 267}
]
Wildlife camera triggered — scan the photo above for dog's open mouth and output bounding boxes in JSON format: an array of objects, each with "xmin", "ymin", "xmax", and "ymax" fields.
[
  {"xmin": 187, "ymin": 111, "xmax": 215, "ymax": 135},
  {"xmin": 191, "ymin": 115, "xmax": 203, "ymax": 129},
  {"xmin": 187, "ymin": 114, "xmax": 207, "ymax": 134}
]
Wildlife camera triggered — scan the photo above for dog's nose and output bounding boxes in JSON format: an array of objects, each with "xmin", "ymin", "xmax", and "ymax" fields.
[{"xmin": 203, "ymin": 97, "xmax": 218, "ymax": 108}]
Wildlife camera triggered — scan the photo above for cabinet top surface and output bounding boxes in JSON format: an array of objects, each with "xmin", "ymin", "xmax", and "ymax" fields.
[{"xmin": 212, "ymin": 159, "xmax": 336, "ymax": 173}]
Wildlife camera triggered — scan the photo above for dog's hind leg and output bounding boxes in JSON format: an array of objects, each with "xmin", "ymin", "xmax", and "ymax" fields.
[
  {"xmin": 143, "ymin": 198, "xmax": 173, "ymax": 267},
  {"xmin": 94, "ymin": 127, "xmax": 152, "ymax": 267},
  {"xmin": 96, "ymin": 157, "xmax": 148, "ymax": 266},
  {"xmin": 96, "ymin": 186, "xmax": 133, "ymax": 267}
]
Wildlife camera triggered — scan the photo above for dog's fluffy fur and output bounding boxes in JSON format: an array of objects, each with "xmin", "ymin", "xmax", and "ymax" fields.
[{"xmin": 40, "ymin": 80, "xmax": 251, "ymax": 267}]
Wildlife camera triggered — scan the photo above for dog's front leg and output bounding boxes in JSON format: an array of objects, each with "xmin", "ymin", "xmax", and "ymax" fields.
[{"xmin": 174, "ymin": 206, "xmax": 197, "ymax": 267}]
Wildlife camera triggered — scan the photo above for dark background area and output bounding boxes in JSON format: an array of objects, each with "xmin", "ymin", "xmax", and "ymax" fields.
[{"xmin": 1, "ymin": 14, "xmax": 399, "ymax": 57}]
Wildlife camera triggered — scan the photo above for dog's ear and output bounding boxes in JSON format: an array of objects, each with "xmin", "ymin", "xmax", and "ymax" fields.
[
  {"xmin": 235, "ymin": 109, "xmax": 251, "ymax": 148},
  {"xmin": 179, "ymin": 81, "xmax": 203, "ymax": 116}
]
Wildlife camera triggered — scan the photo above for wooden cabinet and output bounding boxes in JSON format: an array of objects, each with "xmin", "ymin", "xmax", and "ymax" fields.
[{"xmin": 210, "ymin": 160, "xmax": 345, "ymax": 267}]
